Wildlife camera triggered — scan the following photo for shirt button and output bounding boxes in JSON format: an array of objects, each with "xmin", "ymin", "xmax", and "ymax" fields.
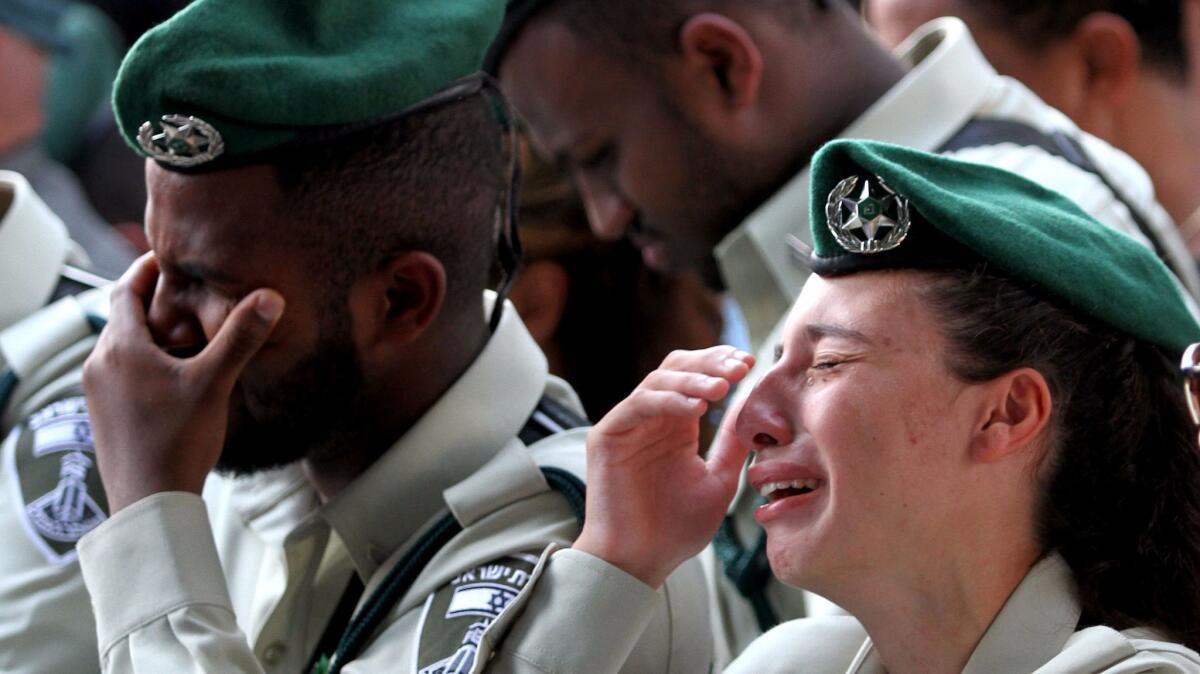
[{"xmin": 263, "ymin": 642, "xmax": 287, "ymax": 665}]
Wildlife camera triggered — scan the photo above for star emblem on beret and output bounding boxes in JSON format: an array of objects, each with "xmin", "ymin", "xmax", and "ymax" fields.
[
  {"xmin": 825, "ymin": 175, "xmax": 911, "ymax": 254},
  {"xmin": 137, "ymin": 114, "xmax": 225, "ymax": 167}
]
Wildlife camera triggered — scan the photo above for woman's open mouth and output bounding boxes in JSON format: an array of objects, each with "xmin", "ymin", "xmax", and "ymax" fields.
[{"xmin": 759, "ymin": 478, "xmax": 826, "ymax": 503}]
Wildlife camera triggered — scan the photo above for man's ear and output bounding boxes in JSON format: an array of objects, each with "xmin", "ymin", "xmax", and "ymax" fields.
[
  {"xmin": 1067, "ymin": 12, "xmax": 1141, "ymax": 132},
  {"xmin": 970, "ymin": 368, "xmax": 1053, "ymax": 464},
  {"xmin": 675, "ymin": 13, "xmax": 765, "ymax": 111},
  {"xmin": 358, "ymin": 251, "xmax": 447, "ymax": 349}
]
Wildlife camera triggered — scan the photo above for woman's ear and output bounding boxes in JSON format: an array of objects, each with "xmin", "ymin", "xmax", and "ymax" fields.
[
  {"xmin": 971, "ymin": 368, "xmax": 1053, "ymax": 464},
  {"xmin": 675, "ymin": 13, "xmax": 765, "ymax": 111}
]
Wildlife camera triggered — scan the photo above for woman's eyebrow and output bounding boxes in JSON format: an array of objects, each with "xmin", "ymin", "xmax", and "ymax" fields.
[
  {"xmin": 774, "ymin": 323, "xmax": 874, "ymax": 362},
  {"xmin": 804, "ymin": 323, "xmax": 874, "ymax": 346}
]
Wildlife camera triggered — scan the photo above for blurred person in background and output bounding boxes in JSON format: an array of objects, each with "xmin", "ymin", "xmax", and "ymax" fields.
[
  {"xmin": 863, "ymin": 0, "xmax": 1200, "ymax": 258},
  {"xmin": 510, "ymin": 137, "xmax": 724, "ymax": 420},
  {"xmin": 0, "ymin": 0, "xmax": 136, "ymax": 278},
  {"xmin": 0, "ymin": 170, "xmax": 106, "ymax": 331},
  {"xmin": 67, "ymin": 0, "xmax": 190, "ymax": 254}
]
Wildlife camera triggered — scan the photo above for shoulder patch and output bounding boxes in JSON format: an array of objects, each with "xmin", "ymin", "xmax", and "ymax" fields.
[
  {"xmin": 413, "ymin": 553, "xmax": 540, "ymax": 674},
  {"xmin": 6, "ymin": 394, "xmax": 107, "ymax": 565}
]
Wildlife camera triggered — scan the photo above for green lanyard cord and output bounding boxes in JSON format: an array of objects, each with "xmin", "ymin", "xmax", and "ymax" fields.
[{"xmin": 712, "ymin": 514, "xmax": 780, "ymax": 632}]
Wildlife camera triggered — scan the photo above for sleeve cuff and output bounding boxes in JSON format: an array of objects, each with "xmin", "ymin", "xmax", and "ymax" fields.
[{"xmin": 78, "ymin": 492, "xmax": 234, "ymax": 654}]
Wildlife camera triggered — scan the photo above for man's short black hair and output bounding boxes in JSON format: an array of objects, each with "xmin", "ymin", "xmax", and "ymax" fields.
[
  {"xmin": 963, "ymin": 0, "xmax": 1189, "ymax": 80},
  {"xmin": 564, "ymin": 0, "xmax": 831, "ymax": 56},
  {"xmin": 492, "ymin": 0, "xmax": 832, "ymax": 68},
  {"xmin": 273, "ymin": 95, "xmax": 507, "ymax": 312}
]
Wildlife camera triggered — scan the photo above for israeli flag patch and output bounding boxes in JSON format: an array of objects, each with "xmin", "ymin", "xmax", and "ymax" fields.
[{"xmin": 414, "ymin": 553, "xmax": 539, "ymax": 674}]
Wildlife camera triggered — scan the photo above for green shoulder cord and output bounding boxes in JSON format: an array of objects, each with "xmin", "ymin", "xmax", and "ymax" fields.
[
  {"xmin": 313, "ymin": 466, "xmax": 585, "ymax": 674},
  {"xmin": 309, "ymin": 397, "xmax": 588, "ymax": 674},
  {"xmin": 712, "ymin": 514, "xmax": 780, "ymax": 632},
  {"xmin": 0, "ymin": 364, "xmax": 16, "ymax": 418}
]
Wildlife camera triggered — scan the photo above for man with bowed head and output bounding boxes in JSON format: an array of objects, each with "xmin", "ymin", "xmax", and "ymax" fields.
[{"xmin": 73, "ymin": 0, "xmax": 711, "ymax": 672}]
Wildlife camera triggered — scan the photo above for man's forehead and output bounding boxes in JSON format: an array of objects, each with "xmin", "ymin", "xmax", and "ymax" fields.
[
  {"xmin": 145, "ymin": 162, "xmax": 280, "ymax": 251},
  {"xmin": 501, "ymin": 17, "xmax": 638, "ymax": 155},
  {"xmin": 147, "ymin": 162, "xmax": 278, "ymax": 209}
]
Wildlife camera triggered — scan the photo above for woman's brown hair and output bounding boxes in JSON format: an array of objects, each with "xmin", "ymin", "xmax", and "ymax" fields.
[{"xmin": 920, "ymin": 264, "xmax": 1200, "ymax": 648}]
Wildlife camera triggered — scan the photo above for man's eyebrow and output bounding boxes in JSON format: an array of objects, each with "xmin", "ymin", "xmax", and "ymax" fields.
[
  {"xmin": 174, "ymin": 261, "xmax": 241, "ymax": 285},
  {"xmin": 804, "ymin": 323, "xmax": 874, "ymax": 345}
]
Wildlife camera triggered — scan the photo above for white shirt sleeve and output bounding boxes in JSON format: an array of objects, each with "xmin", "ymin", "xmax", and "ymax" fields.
[{"xmin": 77, "ymin": 492, "xmax": 265, "ymax": 673}]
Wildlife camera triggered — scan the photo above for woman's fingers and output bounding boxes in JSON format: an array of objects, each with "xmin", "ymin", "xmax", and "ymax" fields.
[
  {"xmin": 707, "ymin": 399, "xmax": 750, "ymax": 493},
  {"xmin": 659, "ymin": 346, "xmax": 754, "ymax": 379},
  {"xmin": 602, "ymin": 389, "xmax": 709, "ymax": 430},
  {"xmin": 639, "ymin": 346, "xmax": 756, "ymax": 397},
  {"xmin": 639, "ymin": 369, "xmax": 732, "ymax": 401},
  {"xmin": 597, "ymin": 346, "xmax": 758, "ymax": 435}
]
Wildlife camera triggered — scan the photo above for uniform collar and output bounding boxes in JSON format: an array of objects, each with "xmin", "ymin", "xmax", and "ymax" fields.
[
  {"xmin": 848, "ymin": 554, "xmax": 1082, "ymax": 673},
  {"xmin": 961, "ymin": 554, "xmax": 1082, "ymax": 673},
  {"xmin": 713, "ymin": 17, "xmax": 996, "ymax": 348},
  {"xmin": 0, "ymin": 168, "xmax": 70, "ymax": 331},
  {"xmin": 321, "ymin": 292, "xmax": 549, "ymax": 581}
]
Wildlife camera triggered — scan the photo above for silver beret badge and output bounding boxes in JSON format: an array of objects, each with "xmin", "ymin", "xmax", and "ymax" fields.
[
  {"xmin": 137, "ymin": 114, "xmax": 225, "ymax": 167},
  {"xmin": 825, "ymin": 175, "xmax": 911, "ymax": 254}
]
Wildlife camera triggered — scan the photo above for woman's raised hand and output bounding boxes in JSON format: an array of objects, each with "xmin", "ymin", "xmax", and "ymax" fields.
[{"xmin": 574, "ymin": 346, "xmax": 755, "ymax": 588}]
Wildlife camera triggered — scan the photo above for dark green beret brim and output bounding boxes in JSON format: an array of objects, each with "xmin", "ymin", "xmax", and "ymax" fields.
[
  {"xmin": 114, "ymin": 0, "xmax": 505, "ymax": 168},
  {"xmin": 808, "ymin": 140, "xmax": 1200, "ymax": 354}
]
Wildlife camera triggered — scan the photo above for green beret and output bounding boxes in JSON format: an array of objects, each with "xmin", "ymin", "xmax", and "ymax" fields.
[
  {"xmin": 808, "ymin": 139, "xmax": 1200, "ymax": 354},
  {"xmin": 113, "ymin": 0, "xmax": 505, "ymax": 170}
]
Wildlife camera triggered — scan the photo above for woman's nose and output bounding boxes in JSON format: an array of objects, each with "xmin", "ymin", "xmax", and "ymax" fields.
[{"xmin": 734, "ymin": 373, "xmax": 795, "ymax": 451}]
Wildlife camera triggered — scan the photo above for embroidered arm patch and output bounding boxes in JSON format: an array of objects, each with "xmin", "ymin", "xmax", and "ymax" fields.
[
  {"xmin": 414, "ymin": 553, "xmax": 540, "ymax": 674},
  {"xmin": 7, "ymin": 394, "xmax": 107, "ymax": 565}
]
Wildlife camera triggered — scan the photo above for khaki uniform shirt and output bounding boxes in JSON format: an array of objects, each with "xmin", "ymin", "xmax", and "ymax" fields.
[
  {"xmin": 488, "ymin": 551, "xmax": 1200, "ymax": 673},
  {"xmin": 723, "ymin": 555, "xmax": 1200, "ymax": 674},
  {"xmin": 76, "ymin": 297, "xmax": 712, "ymax": 673},
  {"xmin": 706, "ymin": 17, "xmax": 1200, "ymax": 664},
  {"xmin": 0, "ymin": 288, "xmax": 109, "ymax": 674}
]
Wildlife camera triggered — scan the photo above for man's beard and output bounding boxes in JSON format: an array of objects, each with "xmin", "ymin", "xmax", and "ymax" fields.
[
  {"xmin": 214, "ymin": 317, "xmax": 368, "ymax": 476},
  {"xmin": 653, "ymin": 105, "xmax": 761, "ymax": 291}
]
